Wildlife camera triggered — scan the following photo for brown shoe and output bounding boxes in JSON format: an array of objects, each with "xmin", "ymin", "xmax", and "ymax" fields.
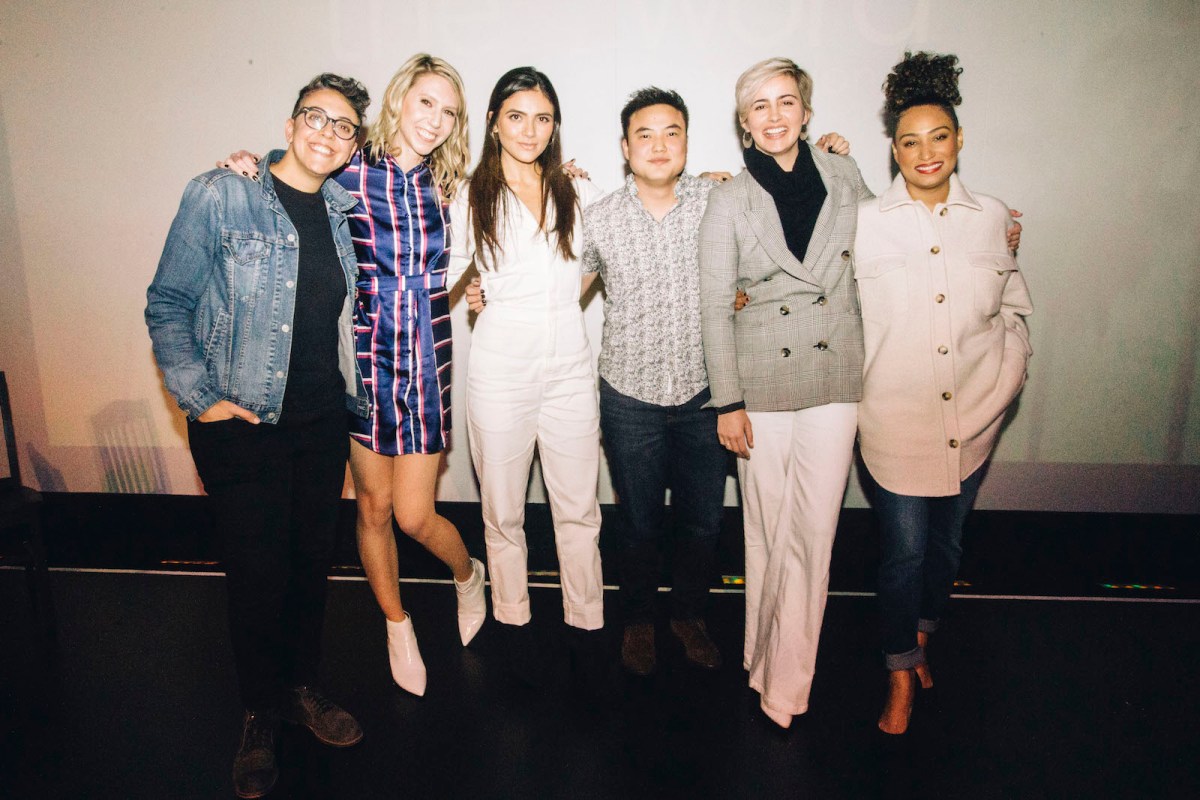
[
  {"xmin": 283, "ymin": 686, "xmax": 363, "ymax": 747},
  {"xmin": 621, "ymin": 622, "xmax": 656, "ymax": 676},
  {"xmin": 670, "ymin": 618, "xmax": 722, "ymax": 670},
  {"xmin": 233, "ymin": 710, "xmax": 278, "ymax": 799}
]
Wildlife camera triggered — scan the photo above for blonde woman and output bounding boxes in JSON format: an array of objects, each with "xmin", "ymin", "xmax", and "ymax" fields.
[
  {"xmin": 699, "ymin": 57, "xmax": 872, "ymax": 729},
  {"xmin": 220, "ymin": 54, "xmax": 485, "ymax": 697}
]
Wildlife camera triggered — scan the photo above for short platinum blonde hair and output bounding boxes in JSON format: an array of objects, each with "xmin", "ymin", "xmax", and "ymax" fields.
[
  {"xmin": 365, "ymin": 53, "xmax": 470, "ymax": 201},
  {"xmin": 734, "ymin": 57, "xmax": 814, "ymax": 121}
]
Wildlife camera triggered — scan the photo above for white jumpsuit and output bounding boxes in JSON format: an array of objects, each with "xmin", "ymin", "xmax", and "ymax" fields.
[{"xmin": 449, "ymin": 180, "xmax": 605, "ymax": 631}]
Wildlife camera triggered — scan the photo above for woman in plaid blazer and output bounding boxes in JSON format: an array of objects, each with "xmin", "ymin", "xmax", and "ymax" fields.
[{"xmin": 699, "ymin": 57, "xmax": 872, "ymax": 730}]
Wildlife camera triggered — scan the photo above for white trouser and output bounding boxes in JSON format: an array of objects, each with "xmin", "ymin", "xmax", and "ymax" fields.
[
  {"xmin": 738, "ymin": 403, "xmax": 858, "ymax": 715},
  {"xmin": 466, "ymin": 307, "xmax": 604, "ymax": 631}
]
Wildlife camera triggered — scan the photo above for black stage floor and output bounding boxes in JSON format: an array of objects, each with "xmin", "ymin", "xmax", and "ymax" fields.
[{"xmin": 2, "ymin": 495, "xmax": 1198, "ymax": 799}]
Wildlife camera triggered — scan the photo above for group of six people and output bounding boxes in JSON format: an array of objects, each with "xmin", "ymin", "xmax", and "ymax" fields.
[{"xmin": 145, "ymin": 50, "xmax": 1030, "ymax": 799}]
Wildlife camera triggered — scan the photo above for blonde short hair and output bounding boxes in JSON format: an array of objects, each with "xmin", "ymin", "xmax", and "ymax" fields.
[
  {"xmin": 364, "ymin": 54, "xmax": 470, "ymax": 201},
  {"xmin": 734, "ymin": 57, "xmax": 814, "ymax": 122}
]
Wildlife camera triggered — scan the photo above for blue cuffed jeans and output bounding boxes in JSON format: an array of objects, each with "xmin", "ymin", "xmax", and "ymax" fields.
[
  {"xmin": 599, "ymin": 379, "xmax": 728, "ymax": 623},
  {"xmin": 867, "ymin": 465, "xmax": 984, "ymax": 671}
]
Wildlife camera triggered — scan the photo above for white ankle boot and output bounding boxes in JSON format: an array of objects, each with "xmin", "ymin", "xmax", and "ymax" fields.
[
  {"xmin": 455, "ymin": 557, "xmax": 487, "ymax": 646},
  {"xmin": 385, "ymin": 614, "xmax": 426, "ymax": 696}
]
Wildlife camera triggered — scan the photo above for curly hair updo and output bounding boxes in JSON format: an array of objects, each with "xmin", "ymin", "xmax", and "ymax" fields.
[{"xmin": 882, "ymin": 51, "xmax": 963, "ymax": 140}]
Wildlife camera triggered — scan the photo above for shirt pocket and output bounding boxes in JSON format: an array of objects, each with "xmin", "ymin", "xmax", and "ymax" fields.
[
  {"xmin": 968, "ymin": 252, "xmax": 1018, "ymax": 317},
  {"xmin": 854, "ymin": 254, "xmax": 908, "ymax": 324},
  {"xmin": 223, "ymin": 234, "xmax": 273, "ymax": 304}
]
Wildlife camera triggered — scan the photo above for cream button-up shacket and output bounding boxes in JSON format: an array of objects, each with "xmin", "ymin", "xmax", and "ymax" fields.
[{"xmin": 854, "ymin": 173, "xmax": 1033, "ymax": 497}]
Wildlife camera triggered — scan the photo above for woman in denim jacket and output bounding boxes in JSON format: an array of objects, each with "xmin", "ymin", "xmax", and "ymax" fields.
[{"xmin": 146, "ymin": 74, "xmax": 370, "ymax": 799}]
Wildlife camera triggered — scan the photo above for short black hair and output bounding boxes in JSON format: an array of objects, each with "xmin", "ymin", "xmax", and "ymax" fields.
[
  {"xmin": 291, "ymin": 73, "xmax": 371, "ymax": 126},
  {"xmin": 620, "ymin": 86, "xmax": 688, "ymax": 139}
]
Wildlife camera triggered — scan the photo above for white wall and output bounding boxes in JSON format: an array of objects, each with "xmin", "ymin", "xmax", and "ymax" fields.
[{"xmin": 1, "ymin": 0, "xmax": 1197, "ymax": 511}]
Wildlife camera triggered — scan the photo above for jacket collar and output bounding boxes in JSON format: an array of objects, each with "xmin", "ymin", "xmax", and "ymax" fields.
[
  {"xmin": 741, "ymin": 142, "xmax": 836, "ymax": 289},
  {"xmin": 259, "ymin": 149, "xmax": 358, "ymax": 213},
  {"xmin": 879, "ymin": 171, "xmax": 980, "ymax": 212}
]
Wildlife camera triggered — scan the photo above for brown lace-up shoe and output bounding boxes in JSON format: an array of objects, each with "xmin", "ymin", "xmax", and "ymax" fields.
[
  {"xmin": 233, "ymin": 710, "xmax": 278, "ymax": 799},
  {"xmin": 621, "ymin": 622, "xmax": 656, "ymax": 676},
  {"xmin": 669, "ymin": 618, "xmax": 723, "ymax": 670},
  {"xmin": 283, "ymin": 686, "xmax": 363, "ymax": 747}
]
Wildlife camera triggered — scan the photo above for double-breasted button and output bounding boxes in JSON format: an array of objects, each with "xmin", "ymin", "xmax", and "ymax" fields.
[
  {"xmin": 942, "ymin": 391, "xmax": 953, "ymax": 400},
  {"xmin": 281, "ymin": 324, "xmax": 290, "ymax": 333},
  {"xmin": 814, "ymin": 295, "xmax": 827, "ymax": 306},
  {"xmin": 275, "ymin": 371, "xmax": 285, "ymax": 379},
  {"xmin": 939, "ymin": 208, "xmax": 948, "ymax": 217},
  {"xmin": 930, "ymin": 245, "xmax": 941, "ymax": 254},
  {"xmin": 949, "ymin": 439, "xmax": 960, "ymax": 448},
  {"xmin": 779, "ymin": 305, "xmax": 790, "ymax": 315},
  {"xmin": 814, "ymin": 341, "xmax": 829, "ymax": 351},
  {"xmin": 286, "ymin": 234, "xmax": 296, "ymax": 243},
  {"xmin": 937, "ymin": 345, "xmax": 949, "ymax": 355},
  {"xmin": 286, "ymin": 280, "xmax": 295, "ymax": 289},
  {"xmin": 935, "ymin": 293, "xmax": 945, "ymax": 303},
  {"xmin": 841, "ymin": 250, "xmax": 850, "ymax": 261}
]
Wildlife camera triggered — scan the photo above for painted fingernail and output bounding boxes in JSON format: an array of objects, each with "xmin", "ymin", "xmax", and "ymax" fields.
[
  {"xmin": 252, "ymin": 176, "xmax": 258, "ymax": 182},
  {"xmin": 242, "ymin": 171, "xmax": 249, "ymax": 176}
]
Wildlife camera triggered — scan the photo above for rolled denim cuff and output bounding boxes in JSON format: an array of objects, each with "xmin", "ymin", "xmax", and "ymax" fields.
[
  {"xmin": 884, "ymin": 646, "xmax": 925, "ymax": 672},
  {"xmin": 918, "ymin": 617, "xmax": 940, "ymax": 634}
]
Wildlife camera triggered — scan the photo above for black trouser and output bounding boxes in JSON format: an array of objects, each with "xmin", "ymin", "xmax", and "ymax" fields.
[{"xmin": 187, "ymin": 410, "xmax": 348, "ymax": 711}]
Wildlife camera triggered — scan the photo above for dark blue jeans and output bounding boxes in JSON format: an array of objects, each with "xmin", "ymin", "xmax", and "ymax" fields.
[
  {"xmin": 599, "ymin": 379, "xmax": 728, "ymax": 623},
  {"xmin": 868, "ymin": 465, "xmax": 984, "ymax": 671}
]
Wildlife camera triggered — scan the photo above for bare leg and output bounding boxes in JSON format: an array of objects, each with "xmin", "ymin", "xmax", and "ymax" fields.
[
  {"xmin": 349, "ymin": 441, "xmax": 406, "ymax": 622},
  {"xmin": 915, "ymin": 630, "xmax": 933, "ymax": 689},
  {"xmin": 390, "ymin": 451, "xmax": 472, "ymax": 583},
  {"xmin": 878, "ymin": 669, "xmax": 917, "ymax": 734}
]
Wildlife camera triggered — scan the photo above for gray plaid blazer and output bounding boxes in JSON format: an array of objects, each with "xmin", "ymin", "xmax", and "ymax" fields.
[{"xmin": 699, "ymin": 144, "xmax": 873, "ymax": 413}]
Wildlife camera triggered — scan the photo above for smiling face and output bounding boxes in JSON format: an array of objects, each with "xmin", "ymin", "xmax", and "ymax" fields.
[
  {"xmin": 491, "ymin": 88, "xmax": 556, "ymax": 169},
  {"xmin": 892, "ymin": 104, "xmax": 964, "ymax": 208},
  {"xmin": 740, "ymin": 73, "xmax": 811, "ymax": 170},
  {"xmin": 279, "ymin": 88, "xmax": 360, "ymax": 191},
  {"xmin": 621, "ymin": 104, "xmax": 688, "ymax": 189},
  {"xmin": 392, "ymin": 72, "xmax": 461, "ymax": 169}
]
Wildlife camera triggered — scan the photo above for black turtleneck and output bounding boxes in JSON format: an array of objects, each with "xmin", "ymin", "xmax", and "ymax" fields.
[{"xmin": 743, "ymin": 143, "xmax": 826, "ymax": 263}]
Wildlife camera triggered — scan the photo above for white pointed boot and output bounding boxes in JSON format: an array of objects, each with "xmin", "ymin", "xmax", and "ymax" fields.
[
  {"xmin": 386, "ymin": 614, "xmax": 427, "ymax": 696},
  {"xmin": 455, "ymin": 558, "xmax": 487, "ymax": 646}
]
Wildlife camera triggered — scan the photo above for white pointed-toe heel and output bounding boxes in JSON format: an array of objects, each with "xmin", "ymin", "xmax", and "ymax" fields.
[
  {"xmin": 386, "ymin": 614, "xmax": 427, "ymax": 697},
  {"xmin": 455, "ymin": 557, "xmax": 487, "ymax": 647}
]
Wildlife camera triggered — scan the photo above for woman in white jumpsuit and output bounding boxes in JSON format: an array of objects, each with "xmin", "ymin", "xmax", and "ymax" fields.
[{"xmin": 447, "ymin": 67, "xmax": 605, "ymax": 678}]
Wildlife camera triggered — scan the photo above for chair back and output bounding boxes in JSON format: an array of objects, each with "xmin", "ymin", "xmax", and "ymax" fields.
[{"xmin": 0, "ymin": 372, "xmax": 22, "ymax": 490}]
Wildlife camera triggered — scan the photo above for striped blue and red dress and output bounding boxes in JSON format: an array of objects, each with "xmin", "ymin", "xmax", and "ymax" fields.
[{"xmin": 339, "ymin": 152, "xmax": 452, "ymax": 455}]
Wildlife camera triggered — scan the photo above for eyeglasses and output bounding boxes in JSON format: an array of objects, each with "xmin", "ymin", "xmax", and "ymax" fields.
[{"xmin": 294, "ymin": 107, "xmax": 360, "ymax": 141}]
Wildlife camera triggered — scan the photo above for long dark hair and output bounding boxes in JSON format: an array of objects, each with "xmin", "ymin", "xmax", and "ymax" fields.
[{"xmin": 468, "ymin": 67, "xmax": 578, "ymax": 268}]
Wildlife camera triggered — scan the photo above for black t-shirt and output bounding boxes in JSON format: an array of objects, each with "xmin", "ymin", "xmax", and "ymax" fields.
[{"xmin": 273, "ymin": 175, "xmax": 345, "ymax": 417}]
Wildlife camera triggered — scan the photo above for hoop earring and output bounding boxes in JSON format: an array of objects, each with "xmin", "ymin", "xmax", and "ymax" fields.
[{"xmin": 741, "ymin": 130, "xmax": 753, "ymax": 149}]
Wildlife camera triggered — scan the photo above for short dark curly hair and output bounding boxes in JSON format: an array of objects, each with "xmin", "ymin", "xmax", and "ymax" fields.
[
  {"xmin": 882, "ymin": 52, "xmax": 962, "ymax": 139},
  {"xmin": 620, "ymin": 86, "xmax": 689, "ymax": 139},
  {"xmin": 291, "ymin": 73, "xmax": 371, "ymax": 127}
]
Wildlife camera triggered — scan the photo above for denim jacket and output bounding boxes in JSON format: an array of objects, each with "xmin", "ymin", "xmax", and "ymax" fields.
[{"xmin": 146, "ymin": 150, "xmax": 370, "ymax": 423}]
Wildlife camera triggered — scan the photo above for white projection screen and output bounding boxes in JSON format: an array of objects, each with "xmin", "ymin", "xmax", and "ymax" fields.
[{"xmin": 1, "ymin": 0, "xmax": 1197, "ymax": 513}]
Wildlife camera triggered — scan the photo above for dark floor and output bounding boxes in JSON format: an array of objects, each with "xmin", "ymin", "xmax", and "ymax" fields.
[{"xmin": 1, "ymin": 495, "xmax": 1198, "ymax": 799}]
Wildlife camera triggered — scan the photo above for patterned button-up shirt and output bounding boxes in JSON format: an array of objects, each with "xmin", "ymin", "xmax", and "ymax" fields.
[{"xmin": 582, "ymin": 172, "xmax": 715, "ymax": 406}]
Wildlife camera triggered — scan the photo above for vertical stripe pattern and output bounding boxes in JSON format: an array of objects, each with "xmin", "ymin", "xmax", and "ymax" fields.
[{"xmin": 341, "ymin": 152, "xmax": 452, "ymax": 455}]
